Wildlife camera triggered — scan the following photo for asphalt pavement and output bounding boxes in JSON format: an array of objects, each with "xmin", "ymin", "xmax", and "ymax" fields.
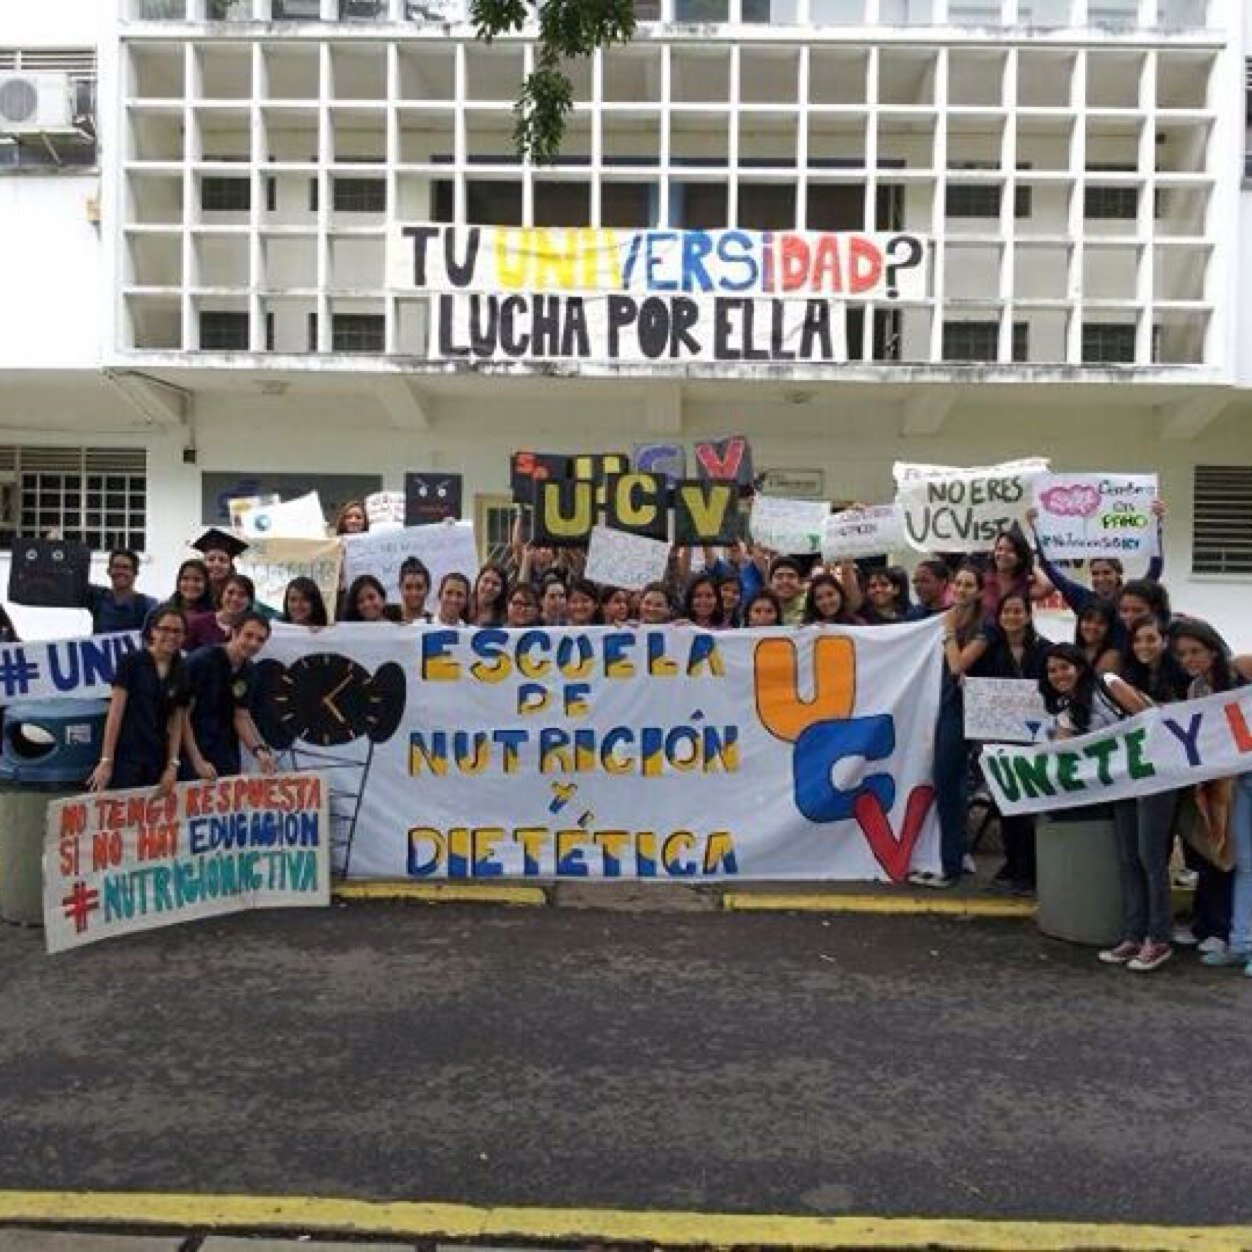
[{"xmin": 1, "ymin": 900, "xmax": 1250, "ymax": 1231}]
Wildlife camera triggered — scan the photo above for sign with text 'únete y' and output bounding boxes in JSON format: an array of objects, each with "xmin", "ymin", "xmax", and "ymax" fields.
[{"xmin": 44, "ymin": 774, "xmax": 331, "ymax": 953}]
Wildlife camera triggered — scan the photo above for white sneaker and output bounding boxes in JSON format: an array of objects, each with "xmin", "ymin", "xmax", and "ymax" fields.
[
  {"xmin": 1173, "ymin": 869, "xmax": 1199, "ymax": 889},
  {"xmin": 1198, "ymin": 936, "xmax": 1228, "ymax": 956},
  {"xmin": 962, "ymin": 854, "xmax": 978, "ymax": 875},
  {"xmin": 1171, "ymin": 925, "xmax": 1198, "ymax": 947}
]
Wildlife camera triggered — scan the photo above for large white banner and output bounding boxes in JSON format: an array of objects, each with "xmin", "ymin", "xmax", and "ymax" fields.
[
  {"xmin": 257, "ymin": 619, "xmax": 945, "ymax": 883},
  {"xmin": 1031, "ymin": 473, "xmax": 1159, "ymax": 561},
  {"xmin": 0, "ymin": 631, "xmax": 140, "ymax": 703},
  {"xmin": 895, "ymin": 459, "xmax": 1049, "ymax": 552},
  {"xmin": 982, "ymin": 685, "xmax": 1252, "ymax": 816}
]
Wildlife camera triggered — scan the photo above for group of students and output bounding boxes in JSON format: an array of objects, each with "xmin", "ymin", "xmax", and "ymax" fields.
[{"xmin": 74, "ymin": 496, "xmax": 1252, "ymax": 981}]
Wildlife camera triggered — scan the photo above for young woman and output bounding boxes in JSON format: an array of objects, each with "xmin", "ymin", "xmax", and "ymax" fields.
[
  {"xmin": 717, "ymin": 573, "xmax": 743, "ymax": 628},
  {"xmin": 679, "ymin": 574, "xmax": 724, "ymax": 630},
  {"xmin": 343, "ymin": 574, "xmax": 391, "ymax": 623},
  {"xmin": 599, "ymin": 585, "xmax": 632, "ymax": 628},
  {"xmin": 1117, "ymin": 579, "xmax": 1172, "ymax": 633},
  {"xmin": 471, "ymin": 564, "xmax": 509, "ymax": 627},
  {"xmin": 170, "ymin": 559, "xmax": 214, "ymax": 615},
  {"xmin": 1074, "ymin": 601, "xmax": 1122, "ymax": 675},
  {"xmin": 637, "ymin": 582, "xmax": 673, "ymax": 626},
  {"xmin": 567, "ymin": 578, "xmax": 602, "ymax": 627},
  {"xmin": 982, "ymin": 528, "xmax": 1049, "ymax": 618},
  {"xmin": 1039, "ymin": 643, "xmax": 1138, "ymax": 739},
  {"xmin": 803, "ymin": 572, "xmax": 858, "ymax": 627},
  {"xmin": 186, "ymin": 574, "xmax": 256, "ymax": 651},
  {"xmin": 539, "ymin": 577, "xmax": 568, "ymax": 627},
  {"xmin": 1173, "ymin": 619, "xmax": 1252, "ymax": 973},
  {"xmin": 743, "ymin": 589, "xmax": 783, "ymax": 628},
  {"xmin": 908, "ymin": 558, "xmax": 951, "ymax": 619},
  {"xmin": 334, "ymin": 500, "xmax": 369, "ymax": 536},
  {"xmin": 435, "ymin": 572, "xmax": 471, "ymax": 626},
  {"xmin": 87, "ymin": 604, "xmax": 190, "ymax": 795},
  {"xmin": 398, "ymin": 558, "xmax": 432, "ymax": 624},
  {"xmin": 280, "ymin": 576, "xmax": 329, "ymax": 628},
  {"xmin": 192, "ymin": 530, "xmax": 246, "ymax": 608},
  {"xmin": 861, "ymin": 566, "xmax": 912, "ymax": 625},
  {"xmin": 506, "ymin": 583, "xmax": 540, "ymax": 628}
]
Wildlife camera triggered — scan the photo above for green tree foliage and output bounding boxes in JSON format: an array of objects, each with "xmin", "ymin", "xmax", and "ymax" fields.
[{"xmin": 470, "ymin": 0, "xmax": 636, "ymax": 164}]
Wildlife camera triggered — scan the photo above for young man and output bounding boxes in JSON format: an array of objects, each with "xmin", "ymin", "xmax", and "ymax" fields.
[
  {"xmin": 768, "ymin": 557, "xmax": 807, "ymax": 626},
  {"xmin": 183, "ymin": 611, "xmax": 277, "ymax": 780},
  {"xmin": 86, "ymin": 549, "xmax": 156, "ymax": 634},
  {"xmin": 907, "ymin": 558, "xmax": 952, "ymax": 619}
]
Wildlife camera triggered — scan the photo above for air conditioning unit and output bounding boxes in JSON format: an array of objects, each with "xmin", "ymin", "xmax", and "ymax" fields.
[{"xmin": 0, "ymin": 73, "xmax": 74, "ymax": 135}]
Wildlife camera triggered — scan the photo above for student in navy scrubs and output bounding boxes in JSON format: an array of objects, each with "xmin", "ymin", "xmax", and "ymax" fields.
[
  {"xmin": 182, "ymin": 611, "xmax": 277, "ymax": 780},
  {"xmin": 86, "ymin": 549, "xmax": 156, "ymax": 634},
  {"xmin": 87, "ymin": 604, "xmax": 190, "ymax": 794}
]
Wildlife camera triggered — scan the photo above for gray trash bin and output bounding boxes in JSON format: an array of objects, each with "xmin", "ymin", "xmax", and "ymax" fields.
[
  {"xmin": 1036, "ymin": 805, "xmax": 1122, "ymax": 947},
  {"xmin": 0, "ymin": 699, "xmax": 107, "ymax": 926}
]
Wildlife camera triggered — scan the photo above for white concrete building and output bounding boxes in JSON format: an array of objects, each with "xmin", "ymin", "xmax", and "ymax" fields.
[{"xmin": 0, "ymin": 0, "xmax": 1248, "ymax": 640}]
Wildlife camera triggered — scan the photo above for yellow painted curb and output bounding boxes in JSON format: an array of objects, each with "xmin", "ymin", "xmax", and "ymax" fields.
[
  {"xmin": 332, "ymin": 881, "xmax": 547, "ymax": 906},
  {"xmin": 0, "ymin": 1192, "xmax": 1246, "ymax": 1251},
  {"xmin": 722, "ymin": 891, "xmax": 1037, "ymax": 918}
]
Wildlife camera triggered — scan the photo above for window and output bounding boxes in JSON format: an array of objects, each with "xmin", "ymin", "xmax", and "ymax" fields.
[
  {"xmin": 201, "ymin": 176, "xmax": 250, "ymax": 212},
  {"xmin": 199, "ymin": 311, "xmax": 249, "ymax": 350},
  {"xmin": 943, "ymin": 321, "xmax": 1028, "ymax": 362},
  {"xmin": 6, "ymin": 447, "xmax": 148, "ymax": 553},
  {"xmin": 1085, "ymin": 183, "xmax": 1139, "ymax": 220},
  {"xmin": 332, "ymin": 177, "xmax": 386, "ymax": 213},
  {"xmin": 1192, "ymin": 465, "xmax": 1252, "ymax": 575},
  {"xmin": 1082, "ymin": 323, "xmax": 1136, "ymax": 364},
  {"xmin": 272, "ymin": 0, "xmax": 322, "ymax": 18},
  {"xmin": 946, "ymin": 167, "xmax": 1033, "ymax": 219},
  {"xmin": 332, "ymin": 313, "xmax": 384, "ymax": 353}
]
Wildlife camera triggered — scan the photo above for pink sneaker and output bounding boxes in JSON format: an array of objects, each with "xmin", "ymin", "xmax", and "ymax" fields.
[{"xmin": 1127, "ymin": 941, "xmax": 1172, "ymax": 972}]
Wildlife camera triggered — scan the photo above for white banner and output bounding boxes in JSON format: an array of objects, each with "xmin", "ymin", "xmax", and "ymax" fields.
[
  {"xmin": 429, "ymin": 292, "xmax": 849, "ymax": 364},
  {"xmin": 0, "ymin": 631, "xmax": 140, "ymax": 704},
  {"xmin": 750, "ymin": 495, "xmax": 830, "ymax": 556},
  {"xmin": 963, "ymin": 678, "xmax": 1050, "ymax": 744},
  {"xmin": 584, "ymin": 525, "xmax": 670, "ymax": 591},
  {"xmin": 1031, "ymin": 473, "xmax": 1159, "ymax": 561},
  {"xmin": 342, "ymin": 521, "xmax": 478, "ymax": 601},
  {"xmin": 822, "ymin": 505, "xmax": 908, "ymax": 561},
  {"xmin": 237, "ymin": 492, "xmax": 327, "ymax": 541},
  {"xmin": 238, "ymin": 537, "xmax": 343, "ymax": 623},
  {"xmin": 895, "ymin": 459, "xmax": 1049, "ymax": 553},
  {"xmin": 257, "ymin": 619, "xmax": 945, "ymax": 883},
  {"xmin": 389, "ymin": 225, "xmax": 929, "ymax": 301},
  {"xmin": 43, "ymin": 773, "xmax": 331, "ymax": 953},
  {"xmin": 982, "ymin": 685, "xmax": 1252, "ymax": 816}
]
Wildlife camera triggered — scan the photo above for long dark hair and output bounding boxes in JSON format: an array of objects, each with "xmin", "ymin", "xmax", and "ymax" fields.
[
  {"xmin": 743, "ymin": 589, "xmax": 784, "ymax": 627},
  {"xmin": 343, "ymin": 574, "xmax": 390, "ymax": 622},
  {"xmin": 471, "ymin": 563, "xmax": 509, "ymax": 626},
  {"xmin": 682, "ymin": 574, "xmax": 724, "ymax": 628},
  {"xmin": 995, "ymin": 591, "xmax": 1039, "ymax": 651},
  {"xmin": 1118, "ymin": 578, "xmax": 1171, "ymax": 626},
  {"xmin": 1038, "ymin": 642, "xmax": 1098, "ymax": 731},
  {"xmin": 1074, "ymin": 600, "xmax": 1116, "ymax": 657},
  {"xmin": 993, "ymin": 527, "xmax": 1035, "ymax": 579},
  {"xmin": 1121, "ymin": 614, "xmax": 1189, "ymax": 704},
  {"xmin": 865, "ymin": 565, "xmax": 912, "ymax": 619},
  {"xmin": 1171, "ymin": 618, "xmax": 1238, "ymax": 692},
  {"xmin": 804, "ymin": 572, "xmax": 853, "ymax": 625},
  {"xmin": 171, "ymin": 558, "xmax": 214, "ymax": 614},
  {"xmin": 281, "ymin": 576, "xmax": 329, "ymax": 627}
]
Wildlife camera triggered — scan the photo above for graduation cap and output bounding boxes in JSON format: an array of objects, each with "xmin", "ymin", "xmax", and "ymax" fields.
[{"xmin": 191, "ymin": 527, "xmax": 250, "ymax": 560}]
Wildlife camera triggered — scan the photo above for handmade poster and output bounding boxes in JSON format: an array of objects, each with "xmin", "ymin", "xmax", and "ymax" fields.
[
  {"xmin": 365, "ymin": 491, "xmax": 406, "ymax": 530},
  {"xmin": 532, "ymin": 479, "xmax": 598, "ymax": 547},
  {"xmin": 603, "ymin": 473, "xmax": 669, "ymax": 541},
  {"xmin": 750, "ymin": 496, "xmax": 829, "ymax": 555},
  {"xmin": 822, "ymin": 505, "xmax": 908, "ymax": 562},
  {"xmin": 7, "ymin": 539, "xmax": 92, "ymax": 610},
  {"xmin": 694, "ymin": 435, "xmax": 755, "ymax": 491},
  {"xmin": 584, "ymin": 524, "xmax": 671, "ymax": 590},
  {"xmin": 388, "ymin": 225, "xmax": 929, "ymax": 301},
  {"xmin": 43, "ymin": 772, "xmax": 331, "ymax": 954},
  {"xmin": 227, "ymin": 495, "xmax": 280, "ymax": 530},
  {"xmin": 510, "ymin": 451, "xmax": 571, "ymax": 505},
  {"xmin": 673, "ymin": 480, "xmax": 741, "ymax": 547},
  {"xmin": 963, "ymin": 678, "xmax": 1050, "ymax": 745},
  {"xmin": 404, "ymin": 473, "xmax": 463, "ymax": 527},
  {"xmin": 342, "ymin": 521, "xmax": 478, "ymax": 596},
  {"xmin": 238, "ymin": 538, "xmax": 344, "ymax": 624},
  {"xmin": 0, "ymin": 631, "xmax": 140, "ymax": 703},
  {"xmin": 982, "ymin": 684, "xmax": 1252, "ymax": 816},
  {"xmin": 1031, "ymin": 473, "xmax": 1159, "ymax": 561},
  {"xmin": 236, "ymin": 492, "xmax": 327, "ymax": 541},
  {"xmin": 633, "ymin": 443, "xmax": 687, "ymax": 486},
  {"xmin": 894, "ymin": 459, "xmax": 1049, "ymax": 552},
  {"xmin": 259, "ymin": 617, "xmax": 945, "ymax": 882}
]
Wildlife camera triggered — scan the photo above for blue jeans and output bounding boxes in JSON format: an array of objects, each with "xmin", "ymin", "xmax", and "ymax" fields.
[
  {"xmin": 934, "ymin": 698, "xmax": 967, "ymax": 880},
  {"xmin": 1231, "ymin": 773, "xmax": 1252, "ymax": 954},
  {"xmin": 1112, "ymin": 791, "xmax": 1177, "ymax": 944}
]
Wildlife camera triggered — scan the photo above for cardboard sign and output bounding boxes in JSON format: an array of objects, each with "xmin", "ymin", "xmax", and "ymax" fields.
[
  {"xmin": 894, "ymin": 459, "xmax": 1049, "ymax": 553},
  {"xmin": 633, "ymin": 442, "xmax": 687, "ymax": 486},
  {"xmin": 673, "ymin": 480, "xmax": 741, "ymax": 546},
  {"xmin": 236, "ymin": 492, "xmax": 327, "ymax": 541},
  {"xmin": 750, "ymin": 495, "xmax": 829, "ymax": 556},
  {"xmin": 822, "ymin": 504, "xmax": 908, "ymax": 562},
  {"xmin": 8, "ymin": 538, "xmax": 92, "ymax": 609},
  {"xmin": 1031, "ymin": 473, "xmax": 1159, "ymax": 561},
  {"xmin": 963, "ymin": 678, "xmax": 1050, "ymax": 745},
  {"xmin": 342, "ymin": 521, "xmax": 478, "ymax": 596},
  {"xmin": 510, "ymin": 451, "xmax": 570, "ymax": 506},
  {"xmin": 604, "ymin": 473, "xmax": 668, "ymax": 541},
  {"xmin": 532, "ymin": 479, "xmax": 597, "ymax": 547},
  {"xmin": 43, "ymin": 773, "xmax": 331, "ymax": 953},
  {"xmin": 694, "ymin": 435, "xmax": 754, "ymax": 492},
  {"xmin": 584, "ymin": 525, "xmax": 671, "ymax": 591},
  {"xmin": 237, "ymin": 538, "xmax": 344, "ymax": 624},
  {"xmin": 404, "ymin": 473, "xmax": 464, "ymax": 527},
  {"xmin": 365, "ymin": 492, "xmax": 406, "ymax": 530}
]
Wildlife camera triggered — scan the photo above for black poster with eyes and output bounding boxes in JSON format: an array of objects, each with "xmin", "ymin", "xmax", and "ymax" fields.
[
  {"xmin": 8, "ymin": 538, "xmax": 93, "ymax": 609},
  {"xmin": 404, "ymin": 473, "xmax": 463, "ymax": 527}
]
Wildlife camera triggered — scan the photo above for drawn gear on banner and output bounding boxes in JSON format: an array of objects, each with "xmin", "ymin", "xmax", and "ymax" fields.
[{"xmin": 252, "ymin": 654, "xmax": 406, "ymax": 876}]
